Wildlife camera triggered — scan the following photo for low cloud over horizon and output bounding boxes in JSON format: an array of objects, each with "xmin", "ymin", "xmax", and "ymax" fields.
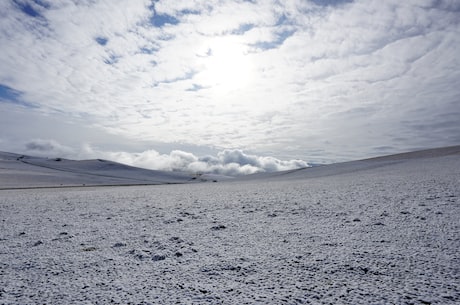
[{"xmin": 16, "ymin": 139, "xmax": 309, "ymax": 176}]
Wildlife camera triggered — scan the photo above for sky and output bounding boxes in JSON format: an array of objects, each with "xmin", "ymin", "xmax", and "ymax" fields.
[{"xmin": 1, "ymin": 0, "xmax": 459, "ymax": 175}]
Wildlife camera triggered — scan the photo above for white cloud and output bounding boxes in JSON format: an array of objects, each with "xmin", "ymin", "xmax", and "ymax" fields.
[
  {"xmin": 92, "ymin": 147, "xmax": 309, "ymax": 176},
  {"xmin": 16, "ymin": 140, "xmax": 309, "ymax": 176},
  {"xmin": 0, "ymin": 0, "xmax": 459, "ymax": 162}
]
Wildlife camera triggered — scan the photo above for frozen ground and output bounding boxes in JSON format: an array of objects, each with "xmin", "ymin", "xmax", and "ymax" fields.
[{"xmin": 0, "ymin": 147, "xmax": 459, "ymax": 304}]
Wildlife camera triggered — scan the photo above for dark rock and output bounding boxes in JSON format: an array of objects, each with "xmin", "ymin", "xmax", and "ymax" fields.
[
  {"xmin": 152, "ymin": 254, "xmax": 166, "ymax": 261},
  {"xmin": 211, "ymin": 225, "xmax": 226, "ymax": 230},
  {"xmin": 112, "ymin": 242, "xmax": 126, "ymax": 247}
]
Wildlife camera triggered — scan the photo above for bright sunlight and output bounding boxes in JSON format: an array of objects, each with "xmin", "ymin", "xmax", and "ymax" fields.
[{"xmin": 195, "ymin": 37, "xmax": 254, "ymax": 92}]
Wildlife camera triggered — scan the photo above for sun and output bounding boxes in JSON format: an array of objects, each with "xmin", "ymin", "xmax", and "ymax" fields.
[{"xmin": 195, "ymin": 38, "xmax": 253, "ymax": 92}]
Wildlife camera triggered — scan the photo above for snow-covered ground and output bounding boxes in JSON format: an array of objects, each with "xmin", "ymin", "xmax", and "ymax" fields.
[{"xmin": 1, "ymin": 147, "xmax": 459, "ymax": 304}]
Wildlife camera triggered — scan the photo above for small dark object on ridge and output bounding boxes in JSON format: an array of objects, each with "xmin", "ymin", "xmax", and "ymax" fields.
[{"xmin": 211, "ymin": 224, "xmax": 226, "ymax": 230}]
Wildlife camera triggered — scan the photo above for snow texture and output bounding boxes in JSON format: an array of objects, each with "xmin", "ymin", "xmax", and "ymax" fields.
[{"xmin": 0, "ymin": 147, "xmax": 459, "ymax": 304}]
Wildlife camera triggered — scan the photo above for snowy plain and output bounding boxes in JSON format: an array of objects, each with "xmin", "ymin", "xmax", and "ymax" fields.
[{"xmin": 0, "ymin": 147, "xmax": 459, "ymax": 304}]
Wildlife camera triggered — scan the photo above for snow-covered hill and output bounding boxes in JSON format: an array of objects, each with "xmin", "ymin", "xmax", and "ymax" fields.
[
  {"xmin": 2, "ymin": 145, "xmax": 459, "ymax": 189},
  {"xmin": 236, "ymin": 145, "xmax": 460, "ymax": 181},
  {"xmin": 0, "ymin": 151, "xmax": 211, "ymax": 189}
]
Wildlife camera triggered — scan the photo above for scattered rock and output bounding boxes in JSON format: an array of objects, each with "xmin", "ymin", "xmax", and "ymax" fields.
[
  {"xmin": 129, "ymin": 249, "xmax": 150, "ymax": 260},
  {"xmin": 211, "ymin": 224, "xmax": 226, "ymax": 230},
  {"xmin": 82, "ymin": 246, "xmax": 97, "ymax": 252},
  {"xmin": 321, "ymin": 242, "xmax": 338, "ymax": 247},
  {"xmin": 222, "ymin": 265, "xmax": 241, "ymax": 272},
  {"xmin": 360, "ymin": 267, "xmax": 369, "ymax": 274},
  {"xmin": 164, "ymin": 218, "xmax": 183, "ymax": 224},
  {"xmin": 112, "ymin": 242, "xmax": 126, "ymax": 248},
  {"xmin": 152, "ymin": 254, "xmax": 166, "ymax": 261},
  {"xmin": 170, "ymin": 237, "xmax": 183, "ymax": 243}
]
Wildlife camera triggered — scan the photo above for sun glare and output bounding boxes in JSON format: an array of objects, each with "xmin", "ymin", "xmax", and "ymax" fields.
[{"xmin": 195, "ymin": 38, "xmax": 253, "ymax": 92}]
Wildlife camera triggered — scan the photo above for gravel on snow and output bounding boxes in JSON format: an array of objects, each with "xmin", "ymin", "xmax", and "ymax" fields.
[{"xmin": 0, "ymin": 155, "xmax": 459, "ymax": 304}]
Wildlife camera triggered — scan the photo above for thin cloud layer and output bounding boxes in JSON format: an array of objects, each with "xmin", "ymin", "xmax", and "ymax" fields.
[
  {"xmin": 20, "ymin": 139, "xmax": 309, "ymax": 176},
  {"xmin": 1, "ymin": 1, "xmax": 459, "ymax": 162}
]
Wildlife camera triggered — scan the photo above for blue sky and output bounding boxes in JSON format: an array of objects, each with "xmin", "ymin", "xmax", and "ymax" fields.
[{"xmin": 1, "ymin": 0, "xmax": 459, "ymax": 174}]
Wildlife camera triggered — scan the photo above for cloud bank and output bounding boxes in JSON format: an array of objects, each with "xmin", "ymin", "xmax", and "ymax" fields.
[{"xmin": 21, "ymin": 139, "xmax": 309, "ymax": 176}]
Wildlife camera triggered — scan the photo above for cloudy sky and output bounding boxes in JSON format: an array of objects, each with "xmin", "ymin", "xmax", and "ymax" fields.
[{"xmin": 1, "ymin": 0, "xmax": 459, "ymax": 174}]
